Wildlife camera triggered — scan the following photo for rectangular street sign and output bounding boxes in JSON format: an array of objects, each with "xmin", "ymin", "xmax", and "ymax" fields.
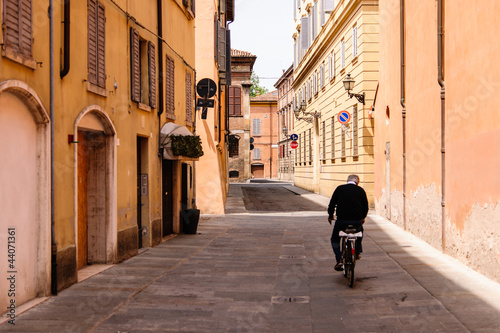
[{"xmin": 196, "ymin": 99, "xmax": 215, "ymax": 108}]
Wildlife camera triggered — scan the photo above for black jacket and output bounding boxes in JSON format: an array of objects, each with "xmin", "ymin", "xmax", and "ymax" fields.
[{"xmin": 328, "ymin": 183, "xmax": 368, "ymax": 220}]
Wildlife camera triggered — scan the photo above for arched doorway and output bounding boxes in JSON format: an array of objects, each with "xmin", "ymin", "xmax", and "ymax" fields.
[
  {"xmin": 0, "ymin": 81, "xmax": 50, "ymax": 310},
  {"xmin": 74, "ymin": 106, "xmax": 117, "ymax": 270}
]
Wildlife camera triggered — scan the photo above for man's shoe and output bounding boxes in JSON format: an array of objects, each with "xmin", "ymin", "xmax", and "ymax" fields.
[
  {"xmin": 356, "ymin": 253, "xmax": 362, "ymax": 260},
  {"xmin": 334, "ymin": 263, "xmax": 343, "ymax": 271}
]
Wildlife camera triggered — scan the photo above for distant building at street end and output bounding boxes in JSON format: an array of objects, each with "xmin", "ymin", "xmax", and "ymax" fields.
[
  {"xmin": 250, "ymin": 91, "xmax": 279, "ymax": 179},
  {"xmin": 228, "ymin": 49, "xmax": 256, "ymax": 182}
]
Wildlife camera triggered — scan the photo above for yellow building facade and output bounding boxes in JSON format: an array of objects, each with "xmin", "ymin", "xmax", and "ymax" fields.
[
  {"xmin": 374, "ymin": 0, "xmax": 500, "ymax": 282},
  {"xmin": 0, "ymin": 0, "xmax": 197, "ymax": 310},
  {"xmin": 292, "ymin": 0, "xmax": 378, "ymax": 203}
]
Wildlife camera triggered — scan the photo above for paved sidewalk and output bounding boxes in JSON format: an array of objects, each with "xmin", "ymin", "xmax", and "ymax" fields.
[{"xmin": 1, "ymin": 183, "xmax": 499, "ymax": 332}]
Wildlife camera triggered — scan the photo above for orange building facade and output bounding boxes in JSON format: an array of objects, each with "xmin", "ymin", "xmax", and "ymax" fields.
[{"xmin": 374, "ymin": 0, "xmax": 500, "ymax": 282}]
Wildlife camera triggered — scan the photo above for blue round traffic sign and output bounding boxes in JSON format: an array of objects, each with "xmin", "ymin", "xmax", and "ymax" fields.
[
  {"xmin": 337, "ymin": 111, "xmax": 351, "ymax": 124},
  {"xmin": 290, "ymin": 133, "xmax": 298, "ymax": 141}
]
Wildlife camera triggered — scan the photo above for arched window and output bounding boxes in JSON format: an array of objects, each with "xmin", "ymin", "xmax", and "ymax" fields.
[{"xmin": 229, "ymin": 171, "xmax": 239, "ymax": 178}]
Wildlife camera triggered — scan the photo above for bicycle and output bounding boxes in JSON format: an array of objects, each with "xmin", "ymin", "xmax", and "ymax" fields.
[{"xmin": 339, "ymin": 225, "xmax": 363, "ymax": 288}]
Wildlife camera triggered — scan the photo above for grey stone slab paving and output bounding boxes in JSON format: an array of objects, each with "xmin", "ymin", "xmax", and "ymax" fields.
[{"xmin": 2, "ymin": 183, "xmax": 500, "ymax": 332}]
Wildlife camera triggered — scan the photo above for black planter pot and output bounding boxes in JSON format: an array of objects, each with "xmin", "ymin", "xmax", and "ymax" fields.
[{"xmin": 181, "ymin": 209, "xmax": 200, "ymax": 234}]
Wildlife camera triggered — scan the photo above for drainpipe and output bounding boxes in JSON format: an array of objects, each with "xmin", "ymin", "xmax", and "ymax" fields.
[
  {"xmin": 60, "ymin": 0, "xmax": 70, "ymax": 78},
  {"xmin": 49, "ymin": 0, "xmax": 57, "ymax": 295},
  {"xmin": 400, "ymin": 0, "xmax": 407, "ymax": 231},
  {"xmin": 437, "ymin": 0, "xmax": 446, "ymax": 252},
  {"xmin": 157, "ymin": 0, "xmax": 164, "ymax": 157}
]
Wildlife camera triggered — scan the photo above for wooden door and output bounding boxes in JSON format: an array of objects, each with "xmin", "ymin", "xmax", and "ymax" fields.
[
  {"xmin": 77, "ymin": 130, "xmax": 88, "ymax": 269},
  {"xmin": 162, "ymin": 160, "xmax": 173, "ymax": 236}
]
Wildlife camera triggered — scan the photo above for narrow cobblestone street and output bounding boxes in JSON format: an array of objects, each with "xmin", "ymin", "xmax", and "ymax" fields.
[{"xmin": 2, "ymin": 182, "xmax": 500, "ymax": 332}]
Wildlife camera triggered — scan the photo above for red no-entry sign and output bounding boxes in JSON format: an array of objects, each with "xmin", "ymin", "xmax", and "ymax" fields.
[{"xmin": 290, "ymin": 141, "xmax": 298, "ymax": 149}]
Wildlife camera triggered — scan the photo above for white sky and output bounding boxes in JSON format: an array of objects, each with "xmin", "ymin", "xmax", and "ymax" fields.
[{"xmin": 230, "ymin": 0, "xmax": 294, "ymax": 92}]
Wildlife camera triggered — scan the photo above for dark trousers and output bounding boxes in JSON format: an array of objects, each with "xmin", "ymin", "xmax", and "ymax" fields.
[{"xmin": 330, "ymin": 220, "xmax": 363, "ymax": 263}]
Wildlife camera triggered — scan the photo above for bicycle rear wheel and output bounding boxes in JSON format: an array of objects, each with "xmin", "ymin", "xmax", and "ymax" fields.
[
  {"xmin": 348, "ymin": 241, "xmax": 356, "ymax": 287},
  {"xmin": 345, "ymin": 241, "xmax": 353, "ymax": 284},
  {"xmin": 341, "ymin": 238, "xmax": 348, "ymax": 277}
]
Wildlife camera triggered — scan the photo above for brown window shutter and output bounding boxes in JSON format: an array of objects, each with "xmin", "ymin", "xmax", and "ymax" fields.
[
  {"xmin": 88, "ymin": 0, "xmax": 98, "ymax": 85},
  {"xmin": 96, "ymin": 3, "xmax": 106, "ymax": 88},
  {"xmin": 228, "ymin": 86, "xmax": 235, "ymax": 116},
  {"xmin": 166, "ymin": 56, "xmax": 175, "ymax": 114},
  {"xmin": 4, "ymin": 0, "xmax": 21, "ymax": 53},
  {"xmin": 19, "ymin": 0, "xmax": 33, "ymax": 57},
  {"xmin": 130, "ymin": 27, "xmax": 140, "ymax": 102},
  {"xmin": 234, "ymin": 87, "xmax": 241, "ymax": 115},
  {"xmin": 148, "ymin": 42, "xmax": 157, "ymax": 108},
  {"xmin": 185, "ymin": 70, "xmax": 192, "ymax": 122}
]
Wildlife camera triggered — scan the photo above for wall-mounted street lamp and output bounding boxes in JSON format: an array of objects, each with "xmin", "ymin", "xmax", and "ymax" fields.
[
  {"xmin": 343, "ymin": 74, "xmax": 365, "ymax": 105},
  {"xmin": 282, "ymin": 125, "xmax": 288, "ymax": 136},
  {"xmin": 293, "ymin": 101, "xmax": 320, "ymax": 123}
]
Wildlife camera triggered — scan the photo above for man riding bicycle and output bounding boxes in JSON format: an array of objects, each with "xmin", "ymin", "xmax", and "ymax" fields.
[{"xmin": 328, "ymin": 175, "xmax": 369, "ymax": 271}]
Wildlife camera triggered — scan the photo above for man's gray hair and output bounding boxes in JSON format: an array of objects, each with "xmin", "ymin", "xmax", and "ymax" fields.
[{"xmin": 347, "ymin": 174, "xmax": 360, "ymax": 184}]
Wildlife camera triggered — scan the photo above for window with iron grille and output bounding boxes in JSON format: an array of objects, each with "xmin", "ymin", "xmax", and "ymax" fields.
[
  {"xmin": 186, "ymin": 70, "xmax": 193, "ymax": 123},
  {"xmin": 3, "ymin": 0, "xmax": 34, "ymax": 66},
  {"xmin": 165, "ymin": 55, "xmax": 175, "ymax": 116},
  {"xmin": 228, "ymin": 86, "xmax": 242, "ymax": 116},
  {"xmin": 228, "ymin": 135, "xmax": 239, "ymax": 157},
  {"xmin": 88, "ymin": 0, "xmax": 106, "ymax": 88}
]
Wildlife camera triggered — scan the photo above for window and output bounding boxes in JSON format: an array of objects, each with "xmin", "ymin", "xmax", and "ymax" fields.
[
  {"xmin": 130, "ymin": 28, "xmax": 156, "ymax": 107},
  {"xmin": 88, "ymin": 0, "xmax": 106, "ymax": 88},
  {"xmin": 186, "ymin": 70, "xmax": 193, "ymax": 123},
  {"xmin": 331, "ymin": 117, "xmax": 335, "ymax": 159},
  {"xmin": 322, "ymin": 121, "xmax": 326, "ymax": 160},
  {"xmin": 328, "ymin": 55, "xmax": 332, "ymax": 80},
  {"xmin": 3, "ymin": 0, "xmax": 35, "ymax": 67},
  {"xmin": 165, "ymin": 55, "xmax": 175, "ymax": 116},
  {"xmin": 252, "ymin": 118, "xmax": 261, "ymax": 135},
  {"xmin": 298, "ymin": 133, "xmax": 302, "ymax": 163},
  {"xmin": 332, "ymin": 51, "xmax": 336, "ymax": 78},
  {"xmin": 309, "ymin": 129, "xmax": 312, "ymax": 162},
  {"xmin": 341, "ymin": 124, "xmax": 346, "ymax": 159},
  {"xmin": 228, "ymin": 135, "xmax": 240, "ymax": 157},
  {"xmin": 228, "ymin": 86, "xmax": 242, "ymax": 116},
  {"xmin": 312, "ymin": 1, "xmax": 317, "ymax": 40},
  {"xmin": 353, "ymin": 105, "xmax": 358, "ymax": 157},
  {"xmin": 229, "ymin": 170, "xmax": 239, "ymax": 178},
  {"xmin": 353, "ymin": 26, "xmax": 358, "ymax": 58},
  {"xmin": 341, "ymin": 40, "xmax": 345, "ymax": 69},
  {"xmin": 253, "ymin": 148, "xmax": 261, "ymax": 160},
  {"xmin": 320, "ymin": 63, "xmax": 325, "ymax": 89}
]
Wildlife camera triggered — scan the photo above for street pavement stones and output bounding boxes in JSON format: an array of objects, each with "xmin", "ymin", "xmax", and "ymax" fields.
[{"xmin": 1, "ymin": 182, "xmax": 500, "ymax": 332}]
